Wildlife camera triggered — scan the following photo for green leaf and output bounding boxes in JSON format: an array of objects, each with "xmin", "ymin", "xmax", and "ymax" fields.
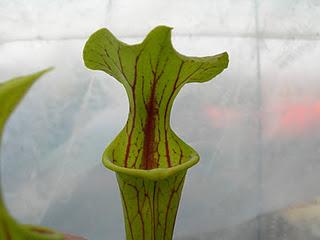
[
  {"xmin": 0, "ymin": 68, "xmax": 52, "ymax": 137},
  {"xmin": 83, "ymin": 25, "xmax": 228, "ymax": 171},
  {"xmin": 0, "ymin": 69, "xmax": 64, "ymax": 240}
]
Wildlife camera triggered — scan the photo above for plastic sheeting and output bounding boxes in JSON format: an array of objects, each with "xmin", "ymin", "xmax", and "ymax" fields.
[{"xmin": 1, "ymin": 0, "xmax": 320, "ymax": 239}]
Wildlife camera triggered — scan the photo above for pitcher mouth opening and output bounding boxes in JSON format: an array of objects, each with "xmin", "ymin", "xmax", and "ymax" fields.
[{"xmin": 102, "ymin": 149, "xmax": 199, "ymax": 181}]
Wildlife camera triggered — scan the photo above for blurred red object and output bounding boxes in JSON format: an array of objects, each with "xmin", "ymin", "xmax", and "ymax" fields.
[
  {"xmin": 205, "ymin": 105, "xmax": 242, "ymax": 128},
  {"xmin": 264, "ymin": 100, "xmax": 320, "ymax": 138},
  {"xmin": 205, "ymin": 100, "xmax": 320, "ymax": 138}
]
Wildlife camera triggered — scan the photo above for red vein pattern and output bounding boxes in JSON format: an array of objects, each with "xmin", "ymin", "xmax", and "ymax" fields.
[
  {"xmin": 84, "ymin": 26, "xmax": 228, "ymax": 170},
  {"xmin": 117, "ymin": 172, "xmax": 186, "ymax": 240},
  {"xmin": 83, "ymin": 26, "xmax": 228, "ymax": 240}
]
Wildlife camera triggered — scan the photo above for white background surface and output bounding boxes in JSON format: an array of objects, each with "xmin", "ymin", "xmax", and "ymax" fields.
[{"xmin": 1, "ymin": 0, "xmax": 320, "ymax": 239}]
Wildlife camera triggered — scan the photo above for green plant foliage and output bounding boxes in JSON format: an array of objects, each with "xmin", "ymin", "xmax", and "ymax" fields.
[
  {"xmin": 84, "ymin": 25, "xmax": 228, "ymax": 239},
  {"xmin": 84, "ymin": 26, "xmax": 228, "ymax": 171},
  {"xmin": 0, "ymin": 69, "xmax": 64, "ymax": 240}
]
